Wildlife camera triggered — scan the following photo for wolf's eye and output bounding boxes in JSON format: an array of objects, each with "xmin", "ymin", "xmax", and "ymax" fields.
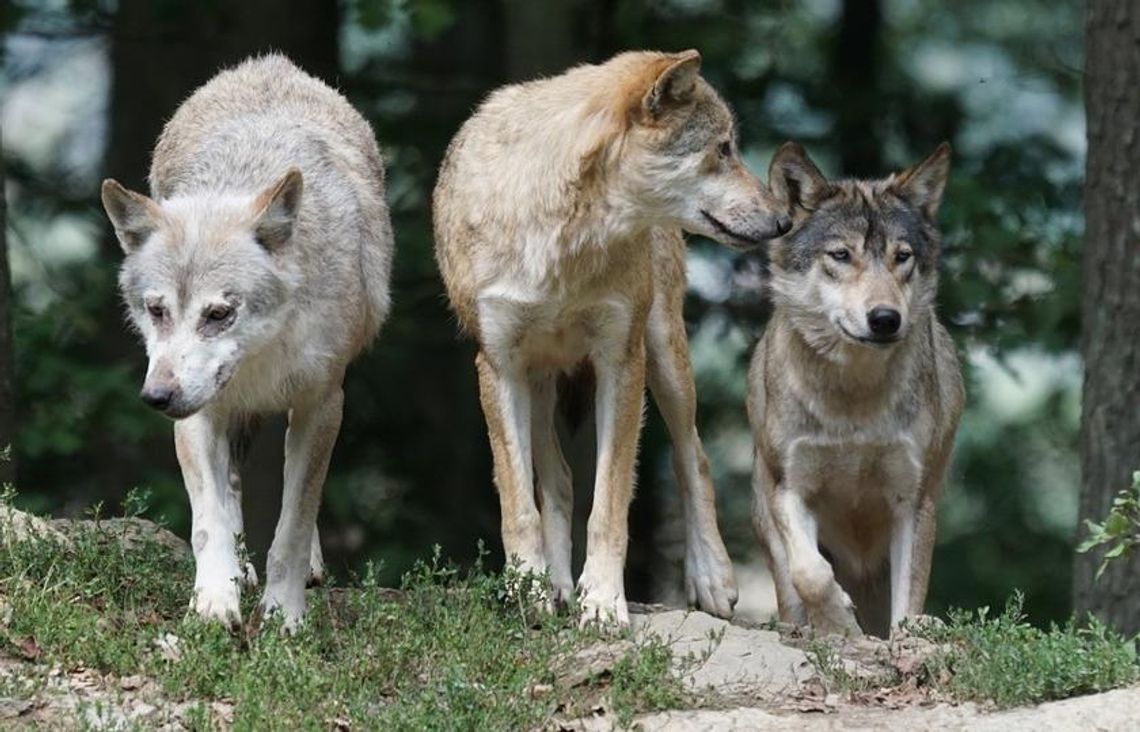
[
  {"xmin": 146, "ymin": 303, "xmax": 165, "ymax": 320},
  {"xmin": 828, "ymin": 249, "xmax": 851, "ymax": 263},
  {"xmin": 895, "ymin": 250, "xmax": 913, "ymax": 264},
  {"xmin": 718, "ymin": 140, "xmax": 732, "ymax": 158},
  {"xmin": 204, "ymin": 304, "xmax": 234, "ymax": 322}
]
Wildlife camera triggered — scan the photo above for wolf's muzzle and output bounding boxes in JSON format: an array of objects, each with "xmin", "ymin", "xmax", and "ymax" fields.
[
  {"xmin": 867, "ymin": 307, "xmax": 902, "ymax": 338},
  {"xmin": 140, "ymin": 384, "xmax": 175, "ymax": 412}
]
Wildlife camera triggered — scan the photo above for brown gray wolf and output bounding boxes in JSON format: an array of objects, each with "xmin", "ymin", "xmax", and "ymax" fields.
[
  {"xmin": 433, "ymin": 49, "xmax": 791, "ymax": 624},
  {"xmin": 100, "ymin": 55, "xmax": 393, "ymax": 630},
  {"xmin": 747, "ymin": 142, "xmax": 964, "ymax": 638}
]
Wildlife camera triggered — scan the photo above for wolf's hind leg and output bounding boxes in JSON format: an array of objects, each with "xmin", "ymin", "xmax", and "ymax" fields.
[
  {"xmin": 176, "ymin": 414, "xmax": 245, "ymax": 628},
  {"xmin": 646, "ymin": 271, "xmax": 737, "ymax": 618},
  {"xmin": 531, "ymin": 371, "xmax": 574, "ymax": 606},
  {"xmin": 308, "ymin": 529, "xmax": 325, "ymax": 587},
  {"xmin": 772, "ymin": 489, "xmax": 861, "ymax": 636},
  {"xmin": 475, "ymin": 350, "xmax": 547, "ymax": 584},
  {"xmin": 226, "ymin": 416, "xmax": 259, "ymax": 588},
  {"xmin": 261, "ymin": 382, "xmax": 344, "ymax": 631}
]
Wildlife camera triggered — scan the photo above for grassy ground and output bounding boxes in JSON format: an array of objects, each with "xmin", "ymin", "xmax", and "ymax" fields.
[
  {"xmin": 0, "ymin": 495, "xmax": 686, "ymax": 730},
  {"xmin": 3, "ymin": 490, "xmax": 1138, "ymax": 728},
  {"xmin": 920, "ymin": 593, "xmax": 1139, "ymax": 707},
  {"xmin": 804, "ymin": 592, "xmax": 1139, "ymax": 710}
]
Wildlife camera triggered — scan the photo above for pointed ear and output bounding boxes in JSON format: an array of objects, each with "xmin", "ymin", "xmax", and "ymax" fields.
[
  {"xmin": 768, "ymin": 142, "xmax": 833, "ymax": 211},
  {"xmin": 251, "ymin": 168, "xmax": 303, "ymax": 251},
  {"xmin": 893, "ymin": 142, "xmax": 951, "ymax": 220},
  {"xmin": 642, "ymin": 50, "xmax": 702, "ymax": 119},
  {"xmin": 101, "ymin": 179, "xmax": 163, "ymax": 254}
]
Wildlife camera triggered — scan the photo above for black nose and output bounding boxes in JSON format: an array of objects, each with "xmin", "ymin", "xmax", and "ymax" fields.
[
  {"xmin": 867, "ymin": 307, "xmax": 902, "ymax": 337},
  {"xmin": 775, "ymin": 214, "xmax": 793, "ymax": 236},
  {"xmin": 140, "ymin": 385, "xmax": 174, "ymax": 411}
]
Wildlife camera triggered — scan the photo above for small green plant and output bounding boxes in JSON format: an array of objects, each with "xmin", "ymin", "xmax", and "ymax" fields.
[
  {"xmin": 1078, "ymin": 470, "xmax": 1140, "ymax": 578},
  {"xmin": 918, "ymin": 592, "xmax": 1139, "ymax": 707}
]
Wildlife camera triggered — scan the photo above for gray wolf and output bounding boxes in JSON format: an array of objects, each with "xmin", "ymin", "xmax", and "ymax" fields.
[
  {"xmin": 433, "ymin": 49, "xmax": 790, "ymax": 624},
  {"xmin": 100, "ymin": 55, "xmax": 393, "ymax": 629},
  {"xmin": 747, "ymin": 142, "xmax": 964, "ymax": 637}
]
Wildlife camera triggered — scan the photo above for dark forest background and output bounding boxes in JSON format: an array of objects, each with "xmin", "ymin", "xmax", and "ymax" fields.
[{"xmin": 1, "ymin": 0, "xmax": 1090, "ymax": 624}]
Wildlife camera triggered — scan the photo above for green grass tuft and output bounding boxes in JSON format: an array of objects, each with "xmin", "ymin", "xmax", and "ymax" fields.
[
  {"xmin": 919, "ymin": 592, "xmax": 1139, "ymax": 707},
  {"xmin": 0, "ymin": 502, "xmax": 688, "ymax": 728}
]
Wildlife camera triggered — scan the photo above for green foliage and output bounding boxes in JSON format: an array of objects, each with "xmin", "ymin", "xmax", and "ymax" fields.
[
  {"xmin": 1077, "ymin": 471, "xmax": 1140, "ymax": 579},
  {"xmin": 0, "ymin": 500, "xmax": 687, "ymax": 729},
  {"xmin": 919, "ymin": 593, "xmax": 1140, "ymax": 707}
]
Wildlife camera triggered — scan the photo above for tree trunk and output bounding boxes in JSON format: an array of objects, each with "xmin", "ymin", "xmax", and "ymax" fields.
[
  {"xmin": 1073, "ymin": 1, "xmax": 1140, "ymax": 635},
  {"xmin": 0, "ymin": 137, "xmax": 15, "ymax": 485}
]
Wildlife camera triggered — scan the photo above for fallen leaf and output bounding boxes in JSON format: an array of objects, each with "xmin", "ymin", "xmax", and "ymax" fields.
[{"xmin": 17, "ymin": 636, "xmax": 40, "ymax": 661}]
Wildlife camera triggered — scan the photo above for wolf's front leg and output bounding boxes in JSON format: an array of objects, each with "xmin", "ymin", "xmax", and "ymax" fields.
[
  {"xmin": 475, "ymin": 351, "xmax": 547, "ymax": 589},
  {"xmin": 579, "ymin": 330, "xmax": 646, "ymax": 626},
  {"xmin": 261, "ymin": 384, "xmax": 344, "ymax": 630},
  {"xmin": 889, "ymin": 506, "xmax": 917, "ymax": 631},
  {"xmin": 751, "ymin": 462, "xmax": 807, "ymax": 626},
  {"xmin": 175, "ymin": 414, "xmax": 245, "ymax": 628},
  {"xmin": 646, "ymin": 285, "xmax": 737, "ymax": 618},
  {"xmin": 772, "ymin": 489, "xmax": 861, "ymax": 636}
]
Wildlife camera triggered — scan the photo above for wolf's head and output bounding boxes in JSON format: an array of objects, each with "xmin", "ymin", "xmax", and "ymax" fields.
[
  {"xmin": 102, "ymin": 170, "xmax": 303, "ymax": 419},
  {"xmin": 594, "ymin": 50, "xmax": 790, "ymax": 248},
  {"xmin": 765, "ymin": 142, "xmax": 950, "ymax": 354}
]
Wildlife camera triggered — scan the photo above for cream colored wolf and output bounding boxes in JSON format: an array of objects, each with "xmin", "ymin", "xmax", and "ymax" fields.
[
  {"xmin": 100, "ymin": 55, "xmax": 393, "ymax": 629},
  {"xmin": 434, "ymin": 50, "xmax": 790, "ymax": 623},
  {"xmin": 748, "ymin": 142, "xmax": 964, "ymax": 638}
]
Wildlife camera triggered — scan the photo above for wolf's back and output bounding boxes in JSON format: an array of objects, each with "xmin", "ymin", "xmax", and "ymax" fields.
[{"xmin": 150, "ymin": 54, "xmax": 393, "ymax": 338}]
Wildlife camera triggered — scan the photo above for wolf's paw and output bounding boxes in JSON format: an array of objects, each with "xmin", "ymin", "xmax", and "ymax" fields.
[
  {"xmin": 192, "ymin": 582, "xmax": 242, "ymax": 629},
  {"xmin": 550, "ymin": 576, "xmax": 575, "ymax": 612},
  {"xmin": 259, "ymin": 583, "xmax": 306, "ymax": 633},
  {"xmin": 242, "ymin": 561, "xmax": 259, "ymax": 589},
  {"xmin": 685, "ymin": 539, "xmax": 738, "ymax": 619},
  {"xmin": 576, "ymin": 571, "xmax": 628, "ymax": 628},
  {"xmin": 808, "ymin": 590, "xmax": 863, "ymax": 638}
]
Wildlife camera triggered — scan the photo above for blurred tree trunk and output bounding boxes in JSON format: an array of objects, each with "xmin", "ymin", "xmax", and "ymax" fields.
[
  {"xmin": 0, "ymin": 142, "xmax": 15, "ymax": 485},
  {"xmin": 1073, "ymin": 2, "xmax": 1140, "ymax": 635},
  {"xmin": 831, "ymin": 0, "xmax": 883, "ymax": 175},
  {"xmin": 99, "ymin": 0, "xmax": 340, "ymax": 556}
]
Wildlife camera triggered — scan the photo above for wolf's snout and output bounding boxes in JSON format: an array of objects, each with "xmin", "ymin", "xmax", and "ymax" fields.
[
  {"xmin": 140, "ymin": 384, "xmax": 176, "ymax": 412},
  {"xmin": 867, "ymin": 307, "xmax": 902, "ymax": 338},
  {"xmin": 775, "ymin": 214, "xmax": 792, "ymax": 236}
]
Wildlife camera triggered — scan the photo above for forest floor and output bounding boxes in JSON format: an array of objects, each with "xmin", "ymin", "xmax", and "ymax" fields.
[{"xmin": 0, "ymin": 507, "xmax": 1136, "ymax": 730}]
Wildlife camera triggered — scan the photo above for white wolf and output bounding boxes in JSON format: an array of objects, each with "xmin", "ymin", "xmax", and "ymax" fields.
[{"xmin": 100, "ymin": 55, "xmax": 393, "ymax": 629}]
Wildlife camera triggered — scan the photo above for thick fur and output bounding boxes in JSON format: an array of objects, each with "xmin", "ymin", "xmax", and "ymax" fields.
[
  {"xmin": 747, "ymin": 142, "xmax": 964, "ymax": 638},
  {"xmin": 101, "ymin": 55, "xmax": 393, "ymax": 630},
  {"xmin": 434, "ymin": 50, "xmax": 789, "ymax": 624}
]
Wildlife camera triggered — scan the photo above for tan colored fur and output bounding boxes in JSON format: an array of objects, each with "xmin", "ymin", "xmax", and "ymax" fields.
[
  {"xmin": 435, "ymin": 50, "xmax": 789, "ymax": 623},
  {"xmin": 748, "ymin": 143, "xmax": 964, "ymax": 638}
]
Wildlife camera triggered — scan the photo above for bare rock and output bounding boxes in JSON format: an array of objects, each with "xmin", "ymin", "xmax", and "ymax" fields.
[{"xmin": 632, "ymin": 609, "xmax": 815, "ymax": 699}]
